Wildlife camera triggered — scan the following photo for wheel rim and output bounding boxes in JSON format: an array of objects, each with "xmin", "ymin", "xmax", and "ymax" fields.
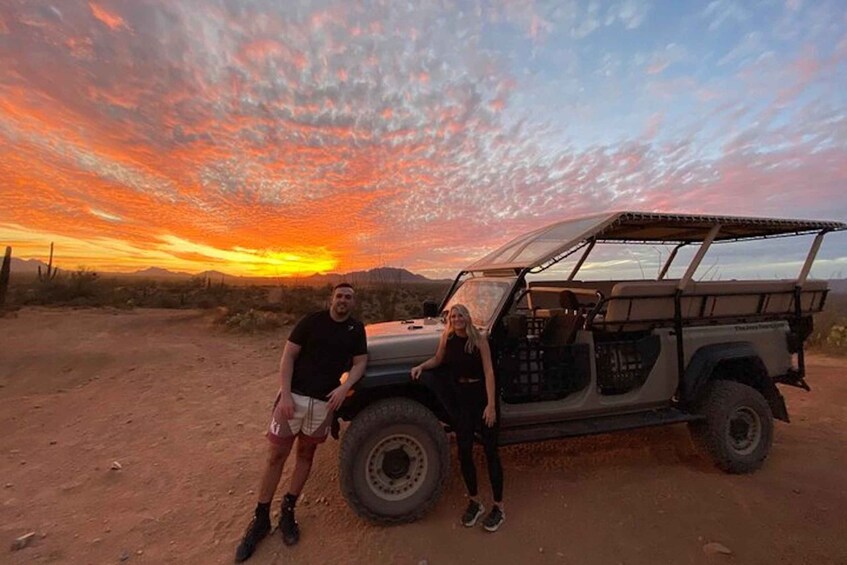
[
  {"xmin": 727, "ymin": 406, "xmax": 761, "ymax": 455},
  {"xmin": 365, "ymin": 434, "xmax": 428, "ymax": 502}
]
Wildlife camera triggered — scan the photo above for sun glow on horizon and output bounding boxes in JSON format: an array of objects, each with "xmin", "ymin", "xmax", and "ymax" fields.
[{"xmin": 0, "ymin": 224, "xmax": 338, "ymax": 277}]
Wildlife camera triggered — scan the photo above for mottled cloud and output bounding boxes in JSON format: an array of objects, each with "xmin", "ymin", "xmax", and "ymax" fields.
[
  {"xmin": 0, "ymin": 0, "xmax": 844, "ymax": 278},
  {"xmin": 702, "ymin": 0, "xmax": 751, "ymax": 31}
]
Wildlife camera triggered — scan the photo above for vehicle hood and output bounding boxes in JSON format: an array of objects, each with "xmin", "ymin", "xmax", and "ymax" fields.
[{"xmin": 365, "ymin": 319, "xmax": 444, "ymax": 367}]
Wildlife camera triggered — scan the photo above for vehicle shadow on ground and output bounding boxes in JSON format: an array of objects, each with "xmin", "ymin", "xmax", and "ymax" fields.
[{"xmin": 492, "ymin": 424, "xmax": 716, "ymax": 478}]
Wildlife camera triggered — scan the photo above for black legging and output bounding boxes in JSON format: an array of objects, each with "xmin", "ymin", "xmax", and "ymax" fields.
[{"xmin": 454, "ymin": 381, "xmax": 504, "ymax": 503}]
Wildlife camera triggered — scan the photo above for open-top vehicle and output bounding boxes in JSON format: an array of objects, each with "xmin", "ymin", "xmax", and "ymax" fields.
[{"xmin": 335, "ymin": 211, "xmax": 846, "ymax": 524}]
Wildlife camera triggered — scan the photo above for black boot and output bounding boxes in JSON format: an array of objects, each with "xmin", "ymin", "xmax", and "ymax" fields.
[
  {"xmin": 234, "ymin": 505, "xmax": 271, "ymax": 562},
  {"xmin": 279, "ymin": 493, "xmax": 300, "ymax": 546}
]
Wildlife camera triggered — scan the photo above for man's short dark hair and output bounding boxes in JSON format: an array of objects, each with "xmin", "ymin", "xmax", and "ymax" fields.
[{"xmin": 333, "ymin": 282, "xmax": 354, "ymax": 292}]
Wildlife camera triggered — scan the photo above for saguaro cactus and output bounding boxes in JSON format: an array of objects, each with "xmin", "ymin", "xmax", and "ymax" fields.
[
  {"xmin": 0, "ymin": 246, "xmax": 10, "ymax": 307},
  {"xmin": 37, "ymin": 242, "xmax": 58, "ymax": 282}
]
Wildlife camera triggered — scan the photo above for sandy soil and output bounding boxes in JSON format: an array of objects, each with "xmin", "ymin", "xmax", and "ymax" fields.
[{"xmin": 1, "ymin": 308, "xmax": 846, "ymax": 565}]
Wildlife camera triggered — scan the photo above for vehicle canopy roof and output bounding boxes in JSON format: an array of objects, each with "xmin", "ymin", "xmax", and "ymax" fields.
[{"xmin": 467, "ymin": 211, "xmax": 847, "ymax": 272}]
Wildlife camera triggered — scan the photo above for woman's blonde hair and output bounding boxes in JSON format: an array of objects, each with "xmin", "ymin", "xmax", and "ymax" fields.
[{"xmin": 446, "ymin": 304, "xmax": 482, "ymax": 354}]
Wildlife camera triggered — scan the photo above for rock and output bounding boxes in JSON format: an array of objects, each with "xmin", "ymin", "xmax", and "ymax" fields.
[
  {"xmin": 703, "ymin": 542, "xmax": 733, "ymax": 556},
  {"xmin": 92, "ymin": 538, "xmax": 102, "ymax": 544},
  {"xmin": 110, "ymin": 461, "xmax": 122, "ymax": 471},
  {"xmin": 10, "ymin": 532, "xmax": 36, "ymax": 551},
  {"xmin": 4, "ymin": 483, "xmax": 11, "ymax": 488},
  {"xmin": 49, "ymin": 440, "xmax": 57, "ymax": 445},
  {"xmin": 228, "ymin": 489, "xmax": 234, "ymax": 495},
  {"xmin": 792, "ymin": 488, "xmax": 801, "ymax": 494},
  {"xmin": 40, "ymin": 532, "xmax": 47, "ymax": 539},
  {"xmin": 119, "ymin": 549, "xmax": 130, "ymax": 561},
  {"xmin": 136, "ymin": 549, "xmax": 143, "ymax": 555},
  {"xmin": 418, "ymin": 560, "xmax": 428, "ymax": 565},
  {"xmin": 539, "ymin": 547, "xmax": 544, "ymax": 554}
]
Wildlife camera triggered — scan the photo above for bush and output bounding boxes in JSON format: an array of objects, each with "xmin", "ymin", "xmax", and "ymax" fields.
[
  {"xmin": 809, "ymin": 293, "xmax": 847, "ymax": 356},
  {"xmin": 20, "ymin": 268, "xmax": 102, "ymax": 305},
  {"xmin": 214, "ymin": 308, "xmax": 293, "ymax": 333},
  {"xmin": 5, "ymin": 273, "xmax": 451, "ymax": 329}
]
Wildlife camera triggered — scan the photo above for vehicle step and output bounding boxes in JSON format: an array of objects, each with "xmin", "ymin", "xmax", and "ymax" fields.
[{"xmin": 497, "ymin": 408, "xmax": 703, "ymax": 446}]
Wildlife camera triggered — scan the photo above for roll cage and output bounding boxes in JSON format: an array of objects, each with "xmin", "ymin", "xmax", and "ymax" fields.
[{"xmin": 440, "ymin": 211, "xmax": 847, "ymax": 389}]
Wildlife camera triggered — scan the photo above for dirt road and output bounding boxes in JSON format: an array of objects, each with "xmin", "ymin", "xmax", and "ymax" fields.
[{"xmin": 1, "ymin": 308, "xmax": 845, "ymax": 564}]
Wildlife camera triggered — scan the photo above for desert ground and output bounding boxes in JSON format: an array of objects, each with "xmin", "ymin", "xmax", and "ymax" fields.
[{"xmin": 1, "ymin": 308, "xmax": 846, "ymax": 565}]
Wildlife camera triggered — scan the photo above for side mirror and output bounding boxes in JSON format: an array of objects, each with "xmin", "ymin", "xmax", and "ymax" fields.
[{"xmin": 422, "ymin": 300, "xmax": 439, "ymax": 318}]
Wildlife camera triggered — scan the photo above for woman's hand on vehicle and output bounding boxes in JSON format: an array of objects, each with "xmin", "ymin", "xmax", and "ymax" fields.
[
  {"xmin": 410, "ymin": 365, "xmax": 423, "ymax": 380},
  {"xmin": 483, "ymin": 403, "xmax": 497, "ymax": 427}
]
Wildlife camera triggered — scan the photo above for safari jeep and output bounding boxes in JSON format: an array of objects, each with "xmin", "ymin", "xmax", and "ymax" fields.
[{"xmin": 335, "ymin": 211, "xmax": 846, "ymax": 524}]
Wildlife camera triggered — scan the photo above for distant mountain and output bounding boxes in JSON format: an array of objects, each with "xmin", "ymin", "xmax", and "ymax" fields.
[
  {"xmin": 9, "ymin": 257, "xmax": 49, "ymax": 274},
  {"xmin": 299, "ymin": 267, "xmax": 435, "ymax": 285},
  {"xmin": 195, "ymin": 270, "xmax": 232, "ymax": 280},
  {"xmin": 130, "ymin": 267, "xmax": 193, "ymax": 278},
  {"xmin": 109, "ymin": 265, "xmax": 443, "ymax": 285}
]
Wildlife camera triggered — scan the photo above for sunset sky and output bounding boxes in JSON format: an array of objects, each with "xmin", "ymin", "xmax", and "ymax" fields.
[{"xmin": 1, "ymin": 0, "xmax": 846, "ymax": 278}]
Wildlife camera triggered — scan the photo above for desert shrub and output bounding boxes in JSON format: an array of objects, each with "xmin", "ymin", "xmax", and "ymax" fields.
[
  {"xmin": 19, "ymin": 268, "xmax": 103, "ymax": 305},
  {"xmin": 809, "ymin": 293, "xmax": 847, "ymax": 356},
  {"xmin": 214, "ymin": 308, "xmax": 295, "ymax": 333},
  {"xmin": 352, "ymin": 282, "xmax": 449, "ymax": 324},
  {"xmin": 5, "ymin": 271, "xmax": 451, "ymax": 327}
]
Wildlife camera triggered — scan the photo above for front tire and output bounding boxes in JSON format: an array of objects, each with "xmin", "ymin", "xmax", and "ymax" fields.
[
  {"xmin": 690, "ymin": 380, "xmax": 774, "ymax": 474},
  {"xmin": 339, "ymin": 398, "xmax": 449, "ymax": 524}
]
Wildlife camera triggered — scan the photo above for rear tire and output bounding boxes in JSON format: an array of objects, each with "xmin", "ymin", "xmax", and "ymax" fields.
[
  {"xmin": 690, "ymin": 380, "xmax": 774, "ymax": 474},
  {"xmin": 339, "ymin": 398, "xmax": 449, "ymax": 524}
]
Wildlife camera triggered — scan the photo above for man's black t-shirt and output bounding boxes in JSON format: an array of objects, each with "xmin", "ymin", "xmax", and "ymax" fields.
[{"xmin": 288, "ymin": 310, "xmax": 368, "ymax": 400}]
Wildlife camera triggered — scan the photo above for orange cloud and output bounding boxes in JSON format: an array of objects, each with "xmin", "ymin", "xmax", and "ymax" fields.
[{"xmin": 89, "ymin": 2, "xmax": 128, "ymax": 31}]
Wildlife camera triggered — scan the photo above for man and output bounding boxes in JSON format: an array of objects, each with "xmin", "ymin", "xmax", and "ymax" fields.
[{"xmin": 235, "ymin": 282, "xmax": 368, "ymax": 562}]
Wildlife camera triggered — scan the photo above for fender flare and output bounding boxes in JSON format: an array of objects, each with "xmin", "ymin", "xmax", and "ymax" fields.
[
  {"xmin": 681, "ymin": 342, "xmax": 789, "ymax": 422},
  {"xmin": 337, "ymin": 365, "xmax": 456, "ymax": 425}
]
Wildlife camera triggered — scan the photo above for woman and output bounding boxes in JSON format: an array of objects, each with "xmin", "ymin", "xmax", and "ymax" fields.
[{"xmin": 411, "ymin": 304, "xmax": 505, "ymax": 531}]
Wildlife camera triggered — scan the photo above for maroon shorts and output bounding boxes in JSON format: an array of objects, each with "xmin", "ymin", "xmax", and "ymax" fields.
[{"xmin": 266, "ymin": 392, "xmax": 333, "ymax": 447}]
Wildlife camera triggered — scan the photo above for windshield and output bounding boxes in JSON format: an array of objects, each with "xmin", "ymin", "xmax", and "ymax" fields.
[{"xmin": 443, "ymin": 278, "xmax": 513, "ymax": 327}]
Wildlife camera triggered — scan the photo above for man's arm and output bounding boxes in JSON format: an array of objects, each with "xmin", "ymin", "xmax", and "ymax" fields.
[
  {"xmin": 278, "ymin": 341, "xmax": 302, "ymax": 419},
  {"xmin": 326, "ymin": 353, "xmax": 368, "ymax": 411}
]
